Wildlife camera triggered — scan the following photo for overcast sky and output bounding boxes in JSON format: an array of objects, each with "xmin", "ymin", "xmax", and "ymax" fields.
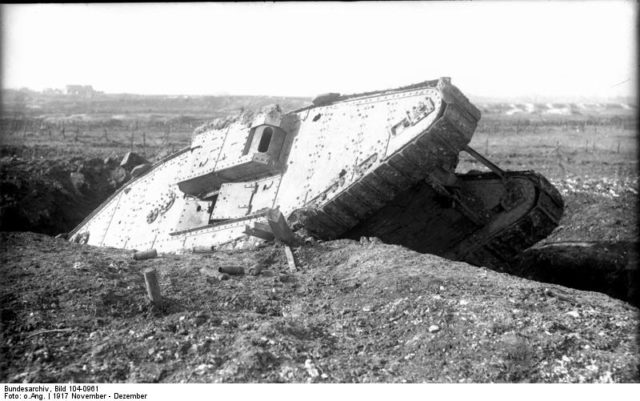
[{"xmin": 2, "ymin": 2, "xmax": 636, "ymax": 100}]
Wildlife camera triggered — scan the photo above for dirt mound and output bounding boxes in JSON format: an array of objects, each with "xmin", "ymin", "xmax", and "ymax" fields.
[
  {"xmin": 1, "ymin": 232, "xmax": 637, "ymax": 383},
  {"xmin": 0, "ymin": 151, "xmax": 128, "ymax": 235}
]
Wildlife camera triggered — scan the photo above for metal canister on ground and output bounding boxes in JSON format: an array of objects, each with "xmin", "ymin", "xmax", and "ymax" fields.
[
  {"xmin": 192, "ymin": 245, "xmax": 215, "ymax": 253},
  {"xmin": 200, "ymin": 267, "xmax": 229, "ymax": 281},
  {"xmin": 218, "ymin": 265, "xmax": 245, "ymax": 275},
  {"xmin": 133, "ymin": 249, "xmax": 158, "ymax": 260}
]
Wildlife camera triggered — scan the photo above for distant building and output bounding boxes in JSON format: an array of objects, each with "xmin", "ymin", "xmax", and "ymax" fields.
[
  {"xmin": 43, "ymin": 88, "xmax": 63, "ymax": 95},
  {"xmin": 65, "ymin": 85, "xmax": 101, "ymax": 98}
]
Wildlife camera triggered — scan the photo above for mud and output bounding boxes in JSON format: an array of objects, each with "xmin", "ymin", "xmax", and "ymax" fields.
[{"xmin": 0, "ymin": 232, "xmax": 637, "ymax": 383}]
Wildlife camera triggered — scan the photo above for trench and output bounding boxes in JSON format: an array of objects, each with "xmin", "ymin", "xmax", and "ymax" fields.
[
  {"xmin": 344, "ymin": 232, "xmax": 639, "ymax": 307},
  {"xmin": 345, "ymin": 231, "xmax": 640, "ymax": 308},
  {"xmin": 508, "ymin": 241, "xmax": 639, "ymax": 307},
  {"xmin": 1, "ymin": 150, "xmax": 637, "ymax": 307},
  {"xmin": 0, "ymin": 148, "xmax": 130, "ymax": 236},
  {"xmin": 344, "ymin": 234, "xmax": 639, "ymax": 307},
  {"xmin": 342, "ymin": 178, "xmax": 639, "ymax": 307}
]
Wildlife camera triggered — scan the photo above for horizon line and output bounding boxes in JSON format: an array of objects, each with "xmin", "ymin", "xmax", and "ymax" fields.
[{"xmin": 3, "ymin": 86, "xmax": 636, "ymax": 103}]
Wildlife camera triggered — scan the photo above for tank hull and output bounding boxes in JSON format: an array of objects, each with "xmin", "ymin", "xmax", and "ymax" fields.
[{"xmin": 69, "ymin": 78, "xmax": 563, "ymax": 268}]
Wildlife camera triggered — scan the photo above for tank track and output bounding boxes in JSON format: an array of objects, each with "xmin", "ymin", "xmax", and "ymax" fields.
[
  {"xmin": 292, "ymin": 80, "xmax": 482, "ymax": 239},
  {"xmin": 341, "ymin": 169, "xmax": 564, "ymax": 269},
  {"xmin": 451, "ymin": 171, "xmax": 564, "ymax": 269}
]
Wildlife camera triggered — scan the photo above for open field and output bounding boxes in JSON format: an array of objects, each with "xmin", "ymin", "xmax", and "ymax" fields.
[
  {"xmin": 1, "ymin": 90, "xmax": 310, "ymax": 161},
  {"xmin": 0, "ymin": 91, "xmax": 638, "ymax": 382}
]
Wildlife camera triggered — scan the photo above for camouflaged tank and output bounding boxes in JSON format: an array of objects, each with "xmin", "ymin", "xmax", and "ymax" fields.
[{"xmin": 69, "ymin": 77, "xmax": 564, "ymax": 269}]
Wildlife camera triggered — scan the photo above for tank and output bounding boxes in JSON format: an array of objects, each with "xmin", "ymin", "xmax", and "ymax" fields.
[{"xmin": 68, "ymin": 77, "xmax": 563, "ymax": 269}]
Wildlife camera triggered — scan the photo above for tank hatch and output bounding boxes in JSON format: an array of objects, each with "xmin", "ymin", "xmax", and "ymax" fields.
[{"xmin": 176, "ymin": 105, "xmax": 291, "ymax": 198}]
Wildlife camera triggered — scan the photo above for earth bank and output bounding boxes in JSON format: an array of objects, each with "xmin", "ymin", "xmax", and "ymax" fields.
[
  {"xmin": 0, "ymin": 148, "xmax": 148, "ymax": 235},
  {"xmin": 0, "ymin": 232, "xmax": 637, "ymax": 383}
]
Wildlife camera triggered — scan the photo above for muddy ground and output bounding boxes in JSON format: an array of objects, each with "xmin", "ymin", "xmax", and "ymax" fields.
[{"xmin": 0, "ymin": 232, "xmax": 638, "ymax": 383}]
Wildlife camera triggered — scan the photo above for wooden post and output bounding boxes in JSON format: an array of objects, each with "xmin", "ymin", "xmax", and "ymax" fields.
[
  {"xmin": 284, "ymin": 245, "xmax": 298, "ymax": 272},
  {"xmin": 266, "ymin": 209, "xmax": 296, "ymax": 246},
  {"xmin": 143, "ymin": 268, "xmax": 161, "ymax": 305},
  {"xmin": 556, "ymin": 142, "xmax": 565, "ymax": 178},
  {"xmin": 265, "ymin": 209, "xmax": 299, "ymax": 271},
  {"xmin": 164, "ymin": 124, "xmax": 171, "ymax": 144},
  {"xmin": 244, "ymin": 222, "xmax": 275, "ymax": 241}
]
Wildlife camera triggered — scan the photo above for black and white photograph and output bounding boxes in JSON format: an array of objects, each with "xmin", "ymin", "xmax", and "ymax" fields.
[{"xmin": 0, "ymin": 1, "xmax": 637, "ymax": 392}]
